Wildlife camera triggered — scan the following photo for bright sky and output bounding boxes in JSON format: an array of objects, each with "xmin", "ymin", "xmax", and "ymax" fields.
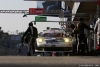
[{"xmin": 0, "ymin": 0, "xmax": 61, "ymax": 34}]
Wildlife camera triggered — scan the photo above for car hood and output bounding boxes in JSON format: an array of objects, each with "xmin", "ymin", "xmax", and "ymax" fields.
[
  {"xmin": 44, "ymin": 37, "xmax": 56, "ymax": 40},
  {"xmin": 43, "ymin": 37, "xmax": 63, "ymax": 41}
]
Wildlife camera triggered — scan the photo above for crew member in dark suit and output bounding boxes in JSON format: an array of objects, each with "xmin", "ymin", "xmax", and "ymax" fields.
[
  {"xmin": 18, "ymin": 22, "xmax": 38, "ymax": 56},
  {"xmin": 77, "ymin": 18, "xmax": 93, "ymax": 54}
]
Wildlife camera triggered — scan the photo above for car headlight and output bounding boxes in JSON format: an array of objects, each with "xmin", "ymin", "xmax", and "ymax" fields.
[
  {"xmin": 38, "ymin": 38, "xmax": 44, "ymax": 43},
  {"xmin": 63, "ymin": 38, "xmax": 70, "ymax": 43}
]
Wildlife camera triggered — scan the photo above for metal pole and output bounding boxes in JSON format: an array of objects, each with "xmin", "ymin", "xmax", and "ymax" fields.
[
  {"xmin": 24, "ymin": 13, "xmax": 95, "ymax": 16},
  {"xmin": 24, "ymin": 0, "xmax": 97, "ymax": 2},
  {"xmin": 31, "ymin": 21, "xmax": 79, "ymax": 23}
]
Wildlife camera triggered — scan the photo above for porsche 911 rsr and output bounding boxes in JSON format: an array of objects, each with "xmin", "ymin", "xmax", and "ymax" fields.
[
  {"xmin": 36, "ymin": 29, "xmax": 76, "ymax": 51},
  {"xmin": 36, "ymin": 37, "xmax": 76, "ymax": 51}
]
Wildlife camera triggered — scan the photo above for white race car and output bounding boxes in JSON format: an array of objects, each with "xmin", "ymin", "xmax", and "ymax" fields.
[{"xmin": 36, "ymin": 29, "xmax": 76, "ymax": 51}]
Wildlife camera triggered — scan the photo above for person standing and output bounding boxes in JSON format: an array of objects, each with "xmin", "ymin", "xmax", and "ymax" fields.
[
  {"xmin": 18, "ymin": 22, "xmax": 38, "ymax": 56},
  {"xmin": 77, "ymin": 18, "xmax": 93, "ymax": 54},
  {"xmin": 94, "ymin": 18, "xmax": 100, "ymax": 50}
]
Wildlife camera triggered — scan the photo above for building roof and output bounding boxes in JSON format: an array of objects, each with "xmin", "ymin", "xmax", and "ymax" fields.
[
  {"xmin": 65, "ymin": 1, "xmax": 97, "ymax": 24},
  {"xmin": 74, "ymin": 2, "xmax": 97, "ymax": 22}
]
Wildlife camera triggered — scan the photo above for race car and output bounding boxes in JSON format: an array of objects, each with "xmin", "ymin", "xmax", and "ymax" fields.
[{"xmin": 36, "ymin": 29, "xmax": 76, "ymax": 51}]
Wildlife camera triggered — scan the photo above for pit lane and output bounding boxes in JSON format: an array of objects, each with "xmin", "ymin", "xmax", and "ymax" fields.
[{"xmin": 0, "ymin": 56, "xmax": 100, "ymax": 67}]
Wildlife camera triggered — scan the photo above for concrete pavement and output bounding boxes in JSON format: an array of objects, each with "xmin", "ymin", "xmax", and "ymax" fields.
[{"xmin": 0, "ymin": 56, "xmax": 100, "ymax": 67}]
